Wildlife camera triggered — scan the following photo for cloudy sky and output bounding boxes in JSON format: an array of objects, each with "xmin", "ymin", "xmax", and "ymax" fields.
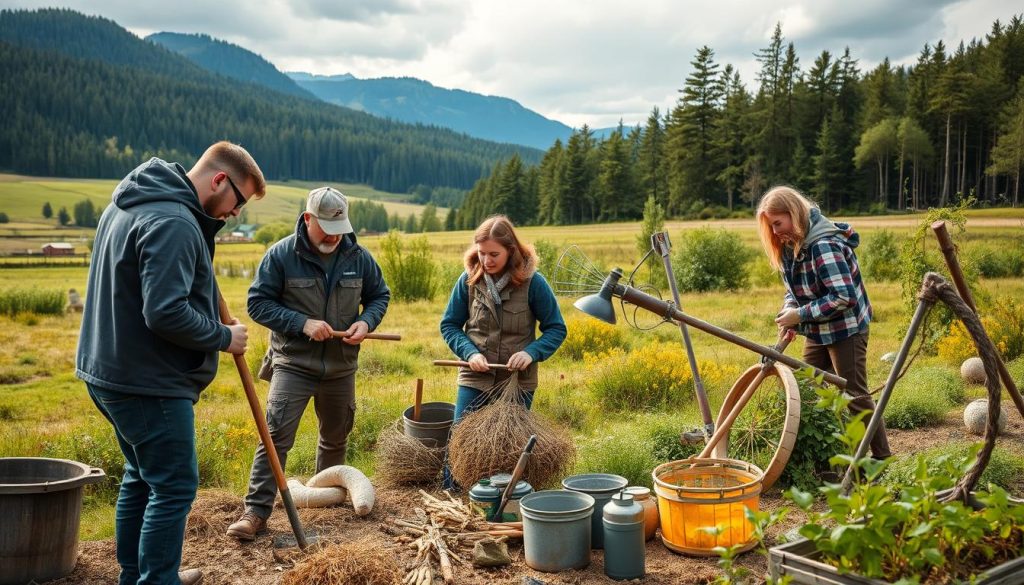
[{"xmin": 1, "ymin": 0, "xmax": 1015, "ymax": 128}]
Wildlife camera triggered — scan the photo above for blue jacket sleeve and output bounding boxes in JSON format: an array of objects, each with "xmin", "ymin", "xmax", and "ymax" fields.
[
  {"xmin": 137, "ymin": 217, "xmax": 231, "ymax": 351},
  {"xmin": 247, "ymin": 245, "xmax": 307, "ymax": 336},
  {"xmin": 357, "ymin": 251, "xmax": 390, "ymax": 331},
  {"xmin": 524, "ymin": 273, "xmax": 567, "ymax": 362},
  {"xmin": 439, "ymin": 273, "xmax": 481, "ymax": 360}
]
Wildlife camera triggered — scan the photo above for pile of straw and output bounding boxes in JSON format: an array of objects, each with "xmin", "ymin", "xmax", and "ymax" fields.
[
  {"xmin": 447, "ymin": 373, "xmax": 575, "ymax": 488},
  {"xmin": 280, "ymin": 537, "xmax": 401, "ymax": 585},
  {"xmin": 185, "ymin": 489, "xmax": 242, "ymax": 539},
  {"xmin": 374, "ymin": 420, "xmax": 445, "ymax": 486}
]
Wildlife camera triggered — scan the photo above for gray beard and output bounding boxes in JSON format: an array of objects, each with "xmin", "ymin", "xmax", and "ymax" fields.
[{"xmin": 316, "ymin": 241, "xmax": 340, "ymax": 254}]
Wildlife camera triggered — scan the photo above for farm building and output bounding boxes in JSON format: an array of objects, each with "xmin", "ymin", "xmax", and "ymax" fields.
[{"xmin": 42, "ymin": 242, "xmax": 75, "ymax": 256}]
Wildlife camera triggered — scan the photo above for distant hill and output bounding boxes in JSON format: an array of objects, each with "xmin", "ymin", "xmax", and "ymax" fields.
[
  {"xmin": 147, "ymin": 32, "xmax": 316, "ymax": 100},
  {"xmin": 290, "ymin": 73, "xmax": 576, "ymax": 150},
  {"xmin": 0, "ymin": 8, "xmax": 540, "ymax": 195}
]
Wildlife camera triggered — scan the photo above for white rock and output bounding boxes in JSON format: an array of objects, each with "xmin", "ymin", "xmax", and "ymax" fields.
[
  {"xmin": 960, "ymin": 357, "xmax": 986, "ymax": 384},
  {"xmin": 880, "ymin": 352, "xmax": 897, "ymax": 363},
  {"xmin": 963, "ymin": 398, "xmax": 1007, "ymax": 436}
]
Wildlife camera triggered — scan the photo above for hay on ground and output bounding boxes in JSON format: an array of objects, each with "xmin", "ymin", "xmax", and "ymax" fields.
[
  {"xmin": 447, "ymin": 373, "xmax": 575, "ymax": 489},
  {"xmin": 374, "ymin": 419, "xmax": 445, "ymax": 486},
  {"xmin": 185, "ymin": 489, "xmax": 241, "ymax": 539},
  {"xmin": 280, "ymin": 536, "xmax": 402, "ymax": 585}
]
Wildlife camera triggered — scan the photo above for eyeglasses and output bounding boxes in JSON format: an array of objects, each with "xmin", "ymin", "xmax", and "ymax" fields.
[{"xmin": 224, "ymin": 174, "xmax": 248, "ymax": 210}]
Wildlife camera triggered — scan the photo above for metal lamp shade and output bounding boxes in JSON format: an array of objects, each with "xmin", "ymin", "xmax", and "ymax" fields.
[{"xmin": 574, "ymin": 290, "xmax": 616, "ymax": 324}]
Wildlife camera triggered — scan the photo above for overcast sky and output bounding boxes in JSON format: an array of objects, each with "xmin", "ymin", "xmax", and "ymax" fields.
[{"xmin": 1, "ymin": 0, "xmax": 1015, "ymax": 128}]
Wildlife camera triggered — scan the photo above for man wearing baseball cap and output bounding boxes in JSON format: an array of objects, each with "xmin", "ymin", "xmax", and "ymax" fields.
[{"xmin": 227, "ymin": 186, "xmax": 390, "ymax": 540}]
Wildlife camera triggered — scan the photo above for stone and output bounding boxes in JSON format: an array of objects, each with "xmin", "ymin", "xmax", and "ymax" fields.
[
  {"xmin": 880, "ymin": 352, "xmax": 897, "ymax": 363},
  {"xmin": 960, "ymin": 357, "xmax": 986, "ymax": 384},
  {"xmin": 963, "ymin": 398, "xmax": 1007, "ymax": 436},
  {"xmin": 472, "ymin": 537, "xmax": 511, "ymax": 567}
]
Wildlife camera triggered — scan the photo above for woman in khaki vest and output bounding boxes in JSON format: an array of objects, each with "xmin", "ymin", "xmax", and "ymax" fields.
[{"xmin": 440, "ymin": 215, "xmax": 567, "ymax": 478}]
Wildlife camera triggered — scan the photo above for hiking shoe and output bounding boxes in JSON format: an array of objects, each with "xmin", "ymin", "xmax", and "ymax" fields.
[
  {"xmin": 179, "ymin": 568, "xmax": 204, "ymax": 585},
  {"xmin": 226, "ymin": 511, "xmax": 267, "ymax": 541}
]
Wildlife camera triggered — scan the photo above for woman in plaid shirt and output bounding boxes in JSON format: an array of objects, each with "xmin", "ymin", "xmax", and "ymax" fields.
[{"xmin": 756, "ymin": 186, "xmax": 891, "ymax": 460}]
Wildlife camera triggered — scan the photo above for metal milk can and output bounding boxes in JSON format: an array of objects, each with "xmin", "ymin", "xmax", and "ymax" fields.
[{"xmin": 602, "ymin": 490, "xmax": 645, "ymax": 580}]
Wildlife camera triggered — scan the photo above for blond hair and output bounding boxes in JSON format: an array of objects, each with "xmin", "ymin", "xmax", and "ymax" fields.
[
  {"xmin": 756, "ymin": 185, "xmax": 815, "ymax": 271},
  {"xmin": 463, "ymin": 215, "xmax": 535, "ymax": 287},
  {"xmin": 196, "ymin": 141, "xmax": 267, "ymax": 199}
]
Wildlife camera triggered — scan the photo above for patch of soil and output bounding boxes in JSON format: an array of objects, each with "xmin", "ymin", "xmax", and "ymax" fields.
[
  {"xmin": 55, "ymin": 484, "xmax": 809, "ymax": 585},
  {"xmin": 52, "ymin": 409, "xmax": 1023, "ymax": 585}
]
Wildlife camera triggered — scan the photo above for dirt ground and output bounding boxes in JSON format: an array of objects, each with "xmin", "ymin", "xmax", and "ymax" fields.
[{"xmin": 53, "ymin": 404, "xmax": 1023, "ymax": 585}]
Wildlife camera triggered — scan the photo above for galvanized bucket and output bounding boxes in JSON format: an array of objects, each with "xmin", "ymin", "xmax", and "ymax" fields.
[
  {"xmin": 561, "ymin": 473, "xmax": 628, "ymax": 549},
  {"xmin": 520, "ymin": 490, "xmax": 595, "ymax": 572},
  {"xmin": 402, "ymin": 402, "xmax": 454, "ymax": 448}
]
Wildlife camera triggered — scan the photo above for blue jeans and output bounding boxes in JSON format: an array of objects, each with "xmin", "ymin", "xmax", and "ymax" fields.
[
  {"xmin": 88, "ymin": 384, "xmax": 198, "ymax": 585},
  {"xmin": 443, "ymin": 385, "xmax": 535, "ymax": 490}
]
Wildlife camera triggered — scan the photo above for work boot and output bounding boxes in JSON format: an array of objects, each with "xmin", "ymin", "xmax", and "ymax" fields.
[
  {"xmin": 226, "ymin": 511, "xmax": 267, "ymax": 541},
  {"xmin": 179, "ymin": 568, "xmax": 204, "ymax": 585}
]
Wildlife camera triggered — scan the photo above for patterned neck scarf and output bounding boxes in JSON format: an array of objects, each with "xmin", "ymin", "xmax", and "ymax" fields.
[{"xmin": 483, "ymin": 270, "xmax": 512, "ymax": 307}]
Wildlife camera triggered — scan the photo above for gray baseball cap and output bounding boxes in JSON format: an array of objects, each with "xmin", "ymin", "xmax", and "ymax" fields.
[{"xmin": 306, "ymin": 186, "xmax": 353, "ymax": 235}]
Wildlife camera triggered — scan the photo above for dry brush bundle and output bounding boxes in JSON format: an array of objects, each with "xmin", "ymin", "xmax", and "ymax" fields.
[
  {"xmin": 447, "ymin": 373, "xmax": 575, "ymax": 488},
  {"xmin": 374, "ymin": 419, "xmax": 446, "ymax": 486},
  {"xmin": 280, "ymin": 536, "xmax": 402, "ymax": 585}
]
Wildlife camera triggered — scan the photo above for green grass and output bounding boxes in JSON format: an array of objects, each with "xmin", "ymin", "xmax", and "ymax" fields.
[{"xmin": 1, "ymin": 217, "xmax": 1023, "ymax": 541}]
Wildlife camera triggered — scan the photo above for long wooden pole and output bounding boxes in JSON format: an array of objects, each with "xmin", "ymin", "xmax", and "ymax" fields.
[
  {"xmin": 216, "ymin": 292, "xmax": 310, "ymax": 550},
  {"xmin": 932, "ymin": 221, "xmax": 1024, "ymax": 418},
  {"xmin": 330, "ymin": 331, "xmax": 402, "ymax": 341}
]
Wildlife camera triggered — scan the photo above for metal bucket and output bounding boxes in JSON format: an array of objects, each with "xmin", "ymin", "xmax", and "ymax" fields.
[
  {"xmin": 402, "ymin": 402, "xmax": 455, "ymax": 448},
  {"xmin": 520, "ymin": 490, "xmax": 595, "ymax": 572},
  {"xmin": 561, "ymin": 473, "xmax": 628, "ymax": 549},
  {"xmin": 0, "ymin": 457, "xmax": 106, "ymax": 585}
]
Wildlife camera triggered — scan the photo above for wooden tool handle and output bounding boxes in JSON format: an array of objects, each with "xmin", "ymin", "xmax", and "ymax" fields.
[
  {"xmin": 432, "ymin": 359, "xmax": 510, "ymax": 370},
  {"xmin": 330, "ymin": 331, "xmax": 402, "ymax": 341},
  {"xmin": 413, "ymin": 378, "xmax": 423, "ymax": 422},
  {"xmin": 492, "ymin": 435, "xmax": 537, "ymax": 521}
]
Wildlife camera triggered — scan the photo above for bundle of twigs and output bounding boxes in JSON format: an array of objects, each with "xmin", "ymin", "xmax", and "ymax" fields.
[
  {"xmin": 383, "ymin": 491, "xmax": 523, "ymax": 585},
  {"xmin": 447, "ymin": 372, "xmax": 575, "ymax": 489},
  {"xmin": 374, "ymin": 420, "xmax": 445, "ymax": 486}
]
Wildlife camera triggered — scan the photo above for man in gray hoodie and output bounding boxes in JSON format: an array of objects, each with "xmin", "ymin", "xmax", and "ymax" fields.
[{"xmin": 76, "ymin": 141, "xmax": 265, "ymax": 585}]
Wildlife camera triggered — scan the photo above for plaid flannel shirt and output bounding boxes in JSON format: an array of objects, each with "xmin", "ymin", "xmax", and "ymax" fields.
[{"xmin": 781, "ymin": 228, "xmax": 871, "ymax": 345}]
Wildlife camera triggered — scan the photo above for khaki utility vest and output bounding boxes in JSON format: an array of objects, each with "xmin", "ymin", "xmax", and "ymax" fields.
[{"xmin": 458, "ymin": 274, "xmax": 538, "ymax": 391}]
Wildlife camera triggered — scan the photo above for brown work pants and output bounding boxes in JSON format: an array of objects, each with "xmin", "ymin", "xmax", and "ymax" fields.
[{"xmin": 803, "ymin": 330, "xmax": 892, "ymax": 459}]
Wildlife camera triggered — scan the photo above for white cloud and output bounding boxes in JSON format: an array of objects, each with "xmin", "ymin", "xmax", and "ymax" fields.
[{"xmin": 0, "ymin": 0, "xmax": 1016, "ymax": 128}]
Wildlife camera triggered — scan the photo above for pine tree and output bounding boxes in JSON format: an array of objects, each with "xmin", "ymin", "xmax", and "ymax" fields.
[
  {"xmin": 638, "ymin": 108, "xmax": 668, "ymax": 209},
  {"xmin": 419, "ymin": 203, "xmax": 441, "ymax": 232},
  {"xmin": 57, "ymin": 206, "xmax": 70, "ymax": 226},
  {"xmin": 986, "ymin": 84, "xmax": 1024, "ymax": 206},
  {"xmin": 42, "ymin": 201, "xmax": 53, "ymax": 219}
]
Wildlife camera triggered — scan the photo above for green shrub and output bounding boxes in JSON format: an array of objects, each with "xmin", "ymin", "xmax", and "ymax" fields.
[
  {"xmin": 861, "ymin": 229, "xmax": 901, "ymax": 281},
  {"xmin": 969, "ymin": 245, "xmax": 1024, "ymax": 278},
  {"xmin": 0, "ymin": 288, "xmax": 64, "ymax": 316},
  {"xmin": 533, "ymin": 238, "xmax": 559, "ymax": 281},
  {"xmin": 901, "ymin": 365, "xmax": 964, "ymax": 405},
  {"xmin": 254, "ymin": 222, "xmax": 293, "ymax": 248},
  {"xmin": 559, "ymin": 316, "xmax": 627, "ymax": 360},
  {"xmin": 884, "ymin": 365, "xmax": 960, "ymax": 429},
  {"xmin": 43, "ymin": 424, "xmax": 125, "ymax": 504},
  {"xmin": 379, "ymin": 230, "xmax": 438, "ymax": 302},
  {"xmin": 533, "ymin": 388, "xmax": 591, "ymax": 431},
  {"xmin": 572, "ymin": 431, "xmax": 659, "ymax": 489},
  {"xmin": 645, "ymin": 413, "xmax": 703, "ymax": 463},
  {"xmin": 673, "ymin": 228, "xmax": 754, "ymax": 292},
  {"xmin": 881, "ymin": 443, "xmax": 1024, "ymax": 493},
  {"xmin": 778, "ymin": 369, "xmax": 845, "ymax": 490}
]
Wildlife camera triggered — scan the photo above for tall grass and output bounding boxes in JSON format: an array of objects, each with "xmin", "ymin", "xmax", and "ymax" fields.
[{"xmin": 0, "ymin": 287, "xmax": 63, "ymax": 315}]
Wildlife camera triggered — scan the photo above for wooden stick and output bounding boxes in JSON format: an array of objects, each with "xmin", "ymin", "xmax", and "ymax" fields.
[
  {"xmin": 432, "ymin": 359, "xmax": 510, "ymax": 370},
  {"xmin": 330, "ymin": 331, "xmax": 402, "ymax": 341},
  {"xmin": 932, "ymin": 220, "xmax": 1024, "ymax": 418},
  {"xmin": 413, "ymin": 378, "xmax": 423, "ymax": 422}
]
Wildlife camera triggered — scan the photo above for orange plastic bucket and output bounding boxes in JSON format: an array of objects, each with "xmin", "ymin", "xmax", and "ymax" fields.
[{"xmin": 651, "ymin": 458, "xmax": 764, "ymax": 556}]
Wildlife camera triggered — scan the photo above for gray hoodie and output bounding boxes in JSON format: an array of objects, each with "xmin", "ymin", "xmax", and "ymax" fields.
[{"xmin": 76, "ymin": 158, "xmax": 231, "ymax": 402}]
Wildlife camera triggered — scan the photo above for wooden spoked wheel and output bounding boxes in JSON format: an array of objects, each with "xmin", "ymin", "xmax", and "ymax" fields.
[{"xmin": 711, "ymin": 363, "xmax": 801, "ymax": 491}]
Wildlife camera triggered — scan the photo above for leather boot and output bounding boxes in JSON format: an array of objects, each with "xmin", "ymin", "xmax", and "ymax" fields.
[
  {"xmin": 226, "ymin": 511, "xmax": 267, "ymax": 541},
  {"xmin": 179, "ymin": 568, "xmax": 203, "ymax": 585}
]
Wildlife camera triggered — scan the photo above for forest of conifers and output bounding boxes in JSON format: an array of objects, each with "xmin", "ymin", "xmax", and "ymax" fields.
[
  {"xmin": 0, "ymin": 9, "xmax": 539, "ymax": 194},
  {"xmin": 456, "ymin": 18, "xmax": 1024, "ymax": 229}
]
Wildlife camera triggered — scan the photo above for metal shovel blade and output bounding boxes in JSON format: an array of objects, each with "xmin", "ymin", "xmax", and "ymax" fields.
[{"xmin": 273, "ymin": 529, "xmax": 320, "ymax": 550}]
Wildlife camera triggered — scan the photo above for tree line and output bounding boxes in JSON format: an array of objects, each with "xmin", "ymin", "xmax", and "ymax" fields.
[
  {"xmin": 453, "ymin": 17, "xmax": 1024, "ymax": 228},
  {"xmin": 0, "ymin": 9, "xmax": 539, "ymax": 195}
]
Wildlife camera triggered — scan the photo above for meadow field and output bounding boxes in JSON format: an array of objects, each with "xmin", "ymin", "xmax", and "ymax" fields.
[{"xmin": 0, "ymin": 208, "xmax": 1023, "ymax": 543}]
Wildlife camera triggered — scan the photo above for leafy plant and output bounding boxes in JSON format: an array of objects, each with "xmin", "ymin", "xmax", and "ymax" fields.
[
  {"xmin": 558, "ymin": 315, "xmax": 627, "ymax": 360},
  {"xmin": 674, "ymin": 227, "xmax": 754, "ymax": 292},
  {"xmin": 0, "ymin": 287, "xmax": 64, "ymax": 316},
  {"xmin": 379, "ymin": 230, "xmax": 438, "ymax": 302},
  {"xmin": 786, "ymin": 386, "xmax": 1024, "ymax": 583},
  {"xmin": 884, "ymin": 367, "xmax": 959, "ymax": 429},
  {"xmin": 778, "ymin": 368, "xmax": 845, "ymax": 490},
  {"xmin": 860, "ymin": 229, "xmax": 901, "ymax": 281}
]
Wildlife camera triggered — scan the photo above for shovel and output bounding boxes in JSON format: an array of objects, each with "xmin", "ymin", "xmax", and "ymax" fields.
[
  {"xmin": 216, "ymin": 292, "xmax": 317, "ymax": 551},
  {"xmin": 491, "ymin": 435, "xmax": 537, "ymax": 522}
]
